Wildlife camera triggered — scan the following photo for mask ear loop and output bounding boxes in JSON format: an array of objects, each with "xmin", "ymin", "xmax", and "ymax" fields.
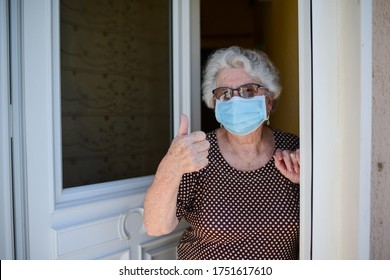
[{"xmin": 266, "ymin": 95, "xmax": 272, "ymax": 126}]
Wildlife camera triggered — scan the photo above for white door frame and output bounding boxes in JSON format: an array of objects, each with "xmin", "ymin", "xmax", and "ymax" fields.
[
  {"xmin": 0, "ymin": 0, "xmax": 14, "ymax": 260},
  {"xmin": 172, "ymin": 0, "xmax": 201, "ymax": 133},
  {"xmin": 309, "ymin": 0, "xmax": 372, "ymax": 259},
  {"xmin": 298, "ymin": 0, "xmax": 313, "ymax": 260},
  {"xmin": 358, "ymin": 0, "xmax": 372, "ymax": 259}
]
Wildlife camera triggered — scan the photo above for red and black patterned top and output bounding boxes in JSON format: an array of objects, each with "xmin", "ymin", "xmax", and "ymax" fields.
[{"xmin": 176, "ymin": 129, "xmax": 300, "ymax": 260}]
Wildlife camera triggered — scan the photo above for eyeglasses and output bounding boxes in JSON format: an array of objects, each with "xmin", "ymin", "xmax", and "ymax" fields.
[{"xmin": 212, "ymin": 83, "xmax": 268, "ymax": 101}]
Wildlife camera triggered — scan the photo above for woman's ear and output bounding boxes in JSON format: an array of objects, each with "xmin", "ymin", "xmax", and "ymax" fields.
[{"xmin": 266, "ymin": 96, "xmax": 274, "ymax": 114}]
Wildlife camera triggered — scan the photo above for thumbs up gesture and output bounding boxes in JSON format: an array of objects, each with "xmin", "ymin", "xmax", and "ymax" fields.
[{"xmin": 166, "ymin": 114, "xmax": 210, "ymax": 174}]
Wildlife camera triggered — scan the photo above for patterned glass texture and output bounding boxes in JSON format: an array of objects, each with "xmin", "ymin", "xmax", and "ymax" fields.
[{"xmin": 60, "ymin": 0, "xmax": 171, "ymax": 188}]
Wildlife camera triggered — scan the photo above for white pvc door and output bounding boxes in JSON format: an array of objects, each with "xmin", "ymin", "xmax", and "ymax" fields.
[{"xmin": 18, "ymin": 0, "xmax": 199, "ymax": 259}]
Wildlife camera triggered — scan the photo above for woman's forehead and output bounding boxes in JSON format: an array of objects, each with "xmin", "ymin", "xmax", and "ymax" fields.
[{"xmin": 216, "ymin": 68, "xmax": 258, "ymax": 87}]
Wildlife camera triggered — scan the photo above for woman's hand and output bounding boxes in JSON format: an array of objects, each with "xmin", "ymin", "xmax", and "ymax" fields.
[
  {"xmin": 164, "ymin": 114, "xmax": 210, "ymax": 174},
  {"xmin": 273, "ymin": 148, "xmax": 300, "ymax": 184},
  {"xmin": 144, "ymin": 114, "xmax": 209, "ymax": 236}
]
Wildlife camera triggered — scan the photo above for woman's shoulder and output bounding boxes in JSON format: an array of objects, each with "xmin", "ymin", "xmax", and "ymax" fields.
[
  {"xmin": 206, "ymin": 129, "xmax": 218, "ymax": 141},
  {"xmin": 272, "ymin": 128, "xmax": 300, "ymax": 150}
]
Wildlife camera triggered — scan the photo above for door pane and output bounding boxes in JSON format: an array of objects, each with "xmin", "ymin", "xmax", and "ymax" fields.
[{"xmin": 60, "ymin": 0, "xmax": 171, "ymax": 188}]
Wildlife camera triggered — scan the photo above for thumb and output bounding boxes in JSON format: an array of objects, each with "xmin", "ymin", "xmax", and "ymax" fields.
[{"xmin": 177, "ymin": 114, "xmax": 189, "ymax": 136}]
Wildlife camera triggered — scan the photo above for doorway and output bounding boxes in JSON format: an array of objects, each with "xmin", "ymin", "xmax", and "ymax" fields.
[
  {"xmin": 199, "ymin": 0, "xmax": 299, "ymax": 136},
  {"xmin": 199, "ymin": 0, "xmax": 307, "ymax": 259}
]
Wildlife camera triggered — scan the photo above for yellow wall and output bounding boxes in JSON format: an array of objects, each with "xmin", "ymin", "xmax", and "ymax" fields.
[
  {"xmin": 200, "ymin": 0, "xmax": 299, "ymax": 136},
  {"xmin": 264, "ymin": 0, "xmax": 299, "ymax": 136}
]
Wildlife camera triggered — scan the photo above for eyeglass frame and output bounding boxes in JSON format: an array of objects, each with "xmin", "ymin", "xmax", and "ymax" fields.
[{"xmin": 212, "ymin": 83, "xmax": 269, "ymax": 101}]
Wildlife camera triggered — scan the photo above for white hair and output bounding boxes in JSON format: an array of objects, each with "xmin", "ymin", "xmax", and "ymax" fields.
[{"xmin": 202, "ymin": 46, "xmax": 282, "ymax": 111}]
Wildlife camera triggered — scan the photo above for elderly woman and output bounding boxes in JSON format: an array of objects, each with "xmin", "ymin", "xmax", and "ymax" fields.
[{"xmin": 144, "ymin": 46, "xmax": 300, "ymax": 260}]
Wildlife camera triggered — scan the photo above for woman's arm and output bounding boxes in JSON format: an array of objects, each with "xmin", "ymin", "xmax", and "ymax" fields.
[
  {"xmin": 143, "ymin": 115, "xmax": 210, "ymax": 236},
  {"xmin": 143, "ymin": 156, "xmax": 183, "ymax": 236}
]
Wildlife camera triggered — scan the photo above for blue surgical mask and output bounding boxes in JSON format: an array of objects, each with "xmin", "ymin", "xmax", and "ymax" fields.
[{"xmin": 215, "ymin": 96, "xmax": 268, "ymax": 135}]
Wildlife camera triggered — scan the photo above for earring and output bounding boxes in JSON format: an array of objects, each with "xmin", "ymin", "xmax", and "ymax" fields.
[{"xmin": 266, "ymin": 113, "xmax": 270, "ymax": 126}]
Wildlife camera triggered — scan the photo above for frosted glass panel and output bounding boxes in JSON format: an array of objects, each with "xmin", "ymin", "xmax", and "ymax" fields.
[{"xmin": 60, "ymin": 0, "xmax": 171, "ymax": 188}]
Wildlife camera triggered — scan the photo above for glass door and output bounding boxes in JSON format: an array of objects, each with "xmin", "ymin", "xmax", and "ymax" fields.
[
  {"xmin": 60, "ymin": 0, "xmax": 172, "ymax": 189},
  {"xmin": 18, "ymin": 0, "xmax": 199, "ymax": 259}
]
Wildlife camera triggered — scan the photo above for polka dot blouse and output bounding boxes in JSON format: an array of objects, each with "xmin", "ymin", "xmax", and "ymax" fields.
[{"xmin": 176, "ymin": 129, "xmax": 300, "ymax": 260}]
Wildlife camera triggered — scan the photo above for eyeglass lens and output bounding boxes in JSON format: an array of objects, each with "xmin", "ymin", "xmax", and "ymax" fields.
[{"xmin": 213, "ymin": 83, "xmax": 267, "ymax": 101}]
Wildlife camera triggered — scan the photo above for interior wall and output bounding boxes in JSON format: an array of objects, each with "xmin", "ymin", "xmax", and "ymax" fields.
[
  {"xmin": 371, "ymin": 0, "xmax": 390, "ymax": 260},
  {"xmin": 264, "ymin": 0, "xmax": 299, "ymax": 136},
  {"xmin": 200, "ymin": 0, "xmax": 299, "ymax": 136}
]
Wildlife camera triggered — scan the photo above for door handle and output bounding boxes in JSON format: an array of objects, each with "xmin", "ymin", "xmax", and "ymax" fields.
[{"xmin": 120, "ymin": 208, "xmax": 144, "ymax": 240}]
